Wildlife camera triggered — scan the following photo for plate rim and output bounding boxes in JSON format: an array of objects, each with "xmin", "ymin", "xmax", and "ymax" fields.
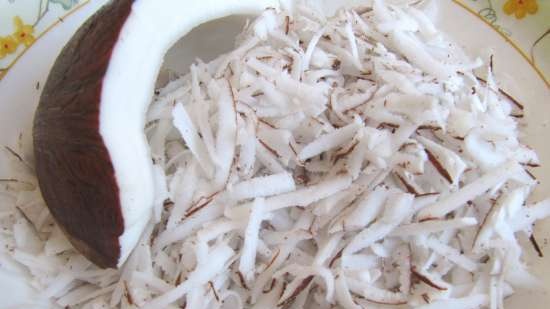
[{"xmin": 0, "ymin": 0, "xmax": 548, "ymax": 88}]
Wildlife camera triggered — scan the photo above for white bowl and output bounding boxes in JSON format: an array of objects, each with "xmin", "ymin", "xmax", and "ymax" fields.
[{"xmin": 0, "ymin": 1, "xmax": 548, "ymax": 308}]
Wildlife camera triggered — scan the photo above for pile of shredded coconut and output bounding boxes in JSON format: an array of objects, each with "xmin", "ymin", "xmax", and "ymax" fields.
[{"xmin": 1, "ymin": 1, "xmax": 549, "ymax": 308}]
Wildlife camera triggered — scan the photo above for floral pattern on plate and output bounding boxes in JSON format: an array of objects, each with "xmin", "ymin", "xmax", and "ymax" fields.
[
  {"xmin": 458, "ymin": 0, "xmax": 549, "ymax": 84},
  {"xmin": 0, "ymin": 0, "xmax": 88, "ymax": 79}
]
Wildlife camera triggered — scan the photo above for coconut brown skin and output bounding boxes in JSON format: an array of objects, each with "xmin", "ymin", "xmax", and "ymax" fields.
[{"xmin": 33, "ymin": 0, "xmax": 133, "ymax": 268}]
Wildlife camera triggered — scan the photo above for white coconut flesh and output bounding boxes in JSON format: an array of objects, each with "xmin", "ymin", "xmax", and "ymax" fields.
[
  {"xmin": 1, "ymin": 0, "xmax": 549, "ymax": 308},
  {"xmin": 100, "ymin": 0, "xmax": 278, "ymax": 267}
]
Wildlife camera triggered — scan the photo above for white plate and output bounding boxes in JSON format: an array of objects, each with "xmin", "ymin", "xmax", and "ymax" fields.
[{"xmin": 0, "ymin": 1, "xmax": 548, "ymax": 308}]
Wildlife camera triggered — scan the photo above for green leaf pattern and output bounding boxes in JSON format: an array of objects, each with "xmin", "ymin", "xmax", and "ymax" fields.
[{"xmin": 49, "ymin": 0, "xmax": 79, "ymax": 10}]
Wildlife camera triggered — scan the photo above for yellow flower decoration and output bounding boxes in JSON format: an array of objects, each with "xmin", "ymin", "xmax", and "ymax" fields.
[
  {"xmin": 503, "ymin": 0, "xmax": 538, "ymax": 19},
  {"xmin": 13, "ymin": 16, "xmax": 36, "ymax": 47},
  {"xmin": 0, "ymin": 36, "xmax": 18, "ymax": 60}
]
